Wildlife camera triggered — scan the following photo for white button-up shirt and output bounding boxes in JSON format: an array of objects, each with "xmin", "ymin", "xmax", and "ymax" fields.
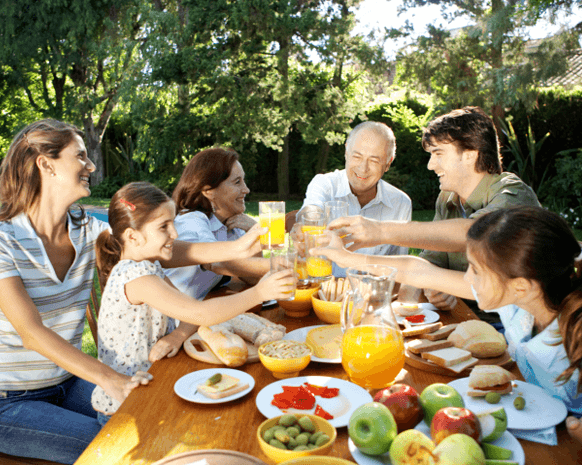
[{"xmin": 300, "ymin": 169, "xmax": 412, "ymax": 276}]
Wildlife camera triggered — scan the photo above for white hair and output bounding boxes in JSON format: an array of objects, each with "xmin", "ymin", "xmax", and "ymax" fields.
[{"xmin": 345, "ymin": 121, "xmax": 396, "ymax": 163}]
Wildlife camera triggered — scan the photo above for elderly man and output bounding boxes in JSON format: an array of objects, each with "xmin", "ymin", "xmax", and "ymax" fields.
[
  {"xmin": 329, "ymin": 107, "xmax": 540, "ymax": 315},
  {"xmin": 298, "ymin": 121, "xmax": 412, "ymax": 276}
]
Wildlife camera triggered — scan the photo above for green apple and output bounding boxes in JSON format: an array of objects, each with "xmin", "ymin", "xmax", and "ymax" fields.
[
  {"xmin": 389, "ymin": 429, "xmax": 435, "ymax": 465},
  {"xmin": 478, "ymin": 407, "xmax": 508, "ymax": 443},
  {"xmin": 432, "ymin": 433, "xmax": 486, "ymax": 465},
  {"xmin": 481, "ymin": 442, "xmax": 513, "ymax": 460},
  {"xmin": 348, "ymin": 402, "xmax": 398, "ymax": 455},
  {"xmin": 420, "ymin": 383, "xmax": 465, "ymax": 426}
]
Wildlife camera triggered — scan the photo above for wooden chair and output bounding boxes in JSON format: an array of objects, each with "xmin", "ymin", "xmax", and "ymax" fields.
[{"xmin": 285, "ymin": 209, "xmax": 299, "ymax": 233}]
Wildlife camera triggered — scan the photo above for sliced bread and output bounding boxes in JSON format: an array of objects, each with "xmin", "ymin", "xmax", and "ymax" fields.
[{"xmin": 421, "ymin": 347, "xmax": 473, "ymax": 367}]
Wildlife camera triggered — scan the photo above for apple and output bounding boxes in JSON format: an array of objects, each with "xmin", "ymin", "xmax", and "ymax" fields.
[
  {"xmin": 477, "ymin": 407, "xmax": 507, "ymax": 443},
  {"xmin": 348, "ymin": 402, "xmax": 398, "ymax": 455},
  {"xmin": 374, "ymin": 383, "xmax": 424, "ymax": 433},
  {"xmin": 389, "ymin": 429, "xmax": 435, "ymax": 465},
  {"xmin": 420, "ymin": 383, "xmax": 465, "ymax": 426},
  {"xmin": 432, "ymin": 433, "xmax": 486, "ymax": 465},
  {"xmin": 430, "ymin": 406, "xmax": 482, "ymax": 444}
]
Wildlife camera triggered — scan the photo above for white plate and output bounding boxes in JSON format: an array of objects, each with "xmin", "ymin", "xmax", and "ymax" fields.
[
  {"xmin": 255, "ymin": 375, "xmax": 373, "ymax": 428},
  {"xmin": 448, "ymin": 378, "xmax": 568, "ymax": 430},
  {"xmin": 395, "ymin": 309, "xmax": 440, "ymax": 326},
  {"xmin": 174, "ymin": 368, "xmax": 255, "ymax": 404},
  {"xmin": 348, "ymin": 422, "xmax": 525, "ymax": 465},
  {"xmin": 391, "ymin": 302, "xmax": 439, "ymax": 315},
  {"xmin": 284, "ymin": 325, "xmax": 342, "ymax": 363}
]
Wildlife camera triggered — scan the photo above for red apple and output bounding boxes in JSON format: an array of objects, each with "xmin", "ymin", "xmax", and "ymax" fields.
[
  {"xmin": 430, "ymin": 406, "xmax": 481, "ymax": 444},
  {"xmin": 373, "ymin": 383, "xmax": 424, "ymax": 433}
]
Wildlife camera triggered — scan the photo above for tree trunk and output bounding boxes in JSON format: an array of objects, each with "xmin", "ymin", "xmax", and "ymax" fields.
[
  {"xmin": 316, "ymin": 139, "xmax": 330, "ymax": 174},
  {"xmin": 277, "ymin": 38, "xmax": 290, "ymax": 200},
  {"xmin": 83, "ymin": 117, "xmax": 105, "ymax": 187},
  {"xmin": 278, "ymin": 134, "xmax": 290, "ymax": 200}
]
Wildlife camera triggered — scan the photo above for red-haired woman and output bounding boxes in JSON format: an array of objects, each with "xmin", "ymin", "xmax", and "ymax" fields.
[{"xmin": 167, "ymin": 148, "xmax": 269, "ymax": 300}]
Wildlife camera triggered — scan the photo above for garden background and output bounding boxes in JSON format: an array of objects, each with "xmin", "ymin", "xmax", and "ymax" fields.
[{"xmin": 1, "ymin": 1, "xmax": 582, "ymax": 354}]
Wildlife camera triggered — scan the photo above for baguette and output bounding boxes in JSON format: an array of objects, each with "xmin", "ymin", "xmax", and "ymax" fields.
[
  {"xmin": 421, "ymin": 324, "xmax": 459, "ymax": 341},
  {"xmin": 198, "ymin": 326, "xmax": 248, "ymax": 367},
  {"xmin": 421, "ymin": 347, "xmax": 473, "ymax": 367},
  {"xmin": 197, "ymin": 373, "xmax": 249, "ymax": 399}
]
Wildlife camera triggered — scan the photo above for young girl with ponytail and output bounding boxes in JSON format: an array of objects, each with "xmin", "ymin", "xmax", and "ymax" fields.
[
  {"xmin": 316, "ymin": 206, "xmax": 582, "ymax": 414},
  {"xmin": 91, "ymin": 182, "xmax": 293, "ymax": 423}
]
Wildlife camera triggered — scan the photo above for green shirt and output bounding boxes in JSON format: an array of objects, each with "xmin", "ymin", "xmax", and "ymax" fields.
[{"xmin": 420, "ymin": 172, "xmax": 540, "ymax": 272}]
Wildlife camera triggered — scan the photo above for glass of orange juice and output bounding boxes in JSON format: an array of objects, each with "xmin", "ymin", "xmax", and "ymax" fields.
[
  {"xmin": 340, "ymin": 265, "xmax": 404, "ymax": 390},
  {"xmin": 270, "ymin": 248, "xmax": 297, "ymax": 300},
  {"xmin": 324, "ymin": 200, "xmax": 349, "ymax": 224},
  {"xmin": 301, "ymin": 210, "xmax": 326, "ymax": 235},
  {"xmin": 304, "ymin": 230, "xmax": 332, "ymax": 281},
  {"xmin": 259, "ymin": 201, "xmax": 285, "ymax": 250}
]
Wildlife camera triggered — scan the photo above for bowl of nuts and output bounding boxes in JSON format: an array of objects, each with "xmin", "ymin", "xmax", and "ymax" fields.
[
  {"xmin": 257, "ymin": 413, "xmax": 337, "ymax": 464},
  {"xmin": 258, "ymin": 340, "xmax": 312, "ymax": 379}
]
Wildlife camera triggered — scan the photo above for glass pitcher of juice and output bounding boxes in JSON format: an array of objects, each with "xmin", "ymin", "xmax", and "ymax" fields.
[{"xmin": 340, "ymin": 265, "xmax": 404, "ymax": 390}]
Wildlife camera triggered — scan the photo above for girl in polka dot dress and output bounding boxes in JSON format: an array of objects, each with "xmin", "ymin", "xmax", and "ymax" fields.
[{"xmin": 91, "ymin": 182, "xmax": 293, "ymax": 423}]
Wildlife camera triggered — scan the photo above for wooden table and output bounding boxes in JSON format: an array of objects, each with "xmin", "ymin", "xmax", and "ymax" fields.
[{"xmin": 75, "ymin": 292, "xmax": 582, "ymax": 465}]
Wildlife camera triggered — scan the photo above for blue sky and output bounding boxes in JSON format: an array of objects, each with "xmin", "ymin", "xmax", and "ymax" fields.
[{"xmin": 354, "ymin": 0, "xmax": 582, "ymax": 58}]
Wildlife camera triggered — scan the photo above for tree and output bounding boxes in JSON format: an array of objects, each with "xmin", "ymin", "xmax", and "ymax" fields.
[
  {"xmin": 0, "ymin": 0, "xmax": 147, "ymax": 185},
  {"xmin": 393, "ymin": 0, "xmax": 580, "ymax": 130},
  {"xmin": 144, "ymin": 0, "xmax": 389, "ymax": 199}
]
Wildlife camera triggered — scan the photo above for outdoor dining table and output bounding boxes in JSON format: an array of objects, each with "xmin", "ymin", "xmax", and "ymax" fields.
[{"xmin": 74, "ymin": 283, "xmax": 582, "ymax": 465}]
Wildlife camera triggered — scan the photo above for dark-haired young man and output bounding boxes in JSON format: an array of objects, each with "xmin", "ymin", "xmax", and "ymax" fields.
[{"xmin": 329, "ymin": 107, "xmax": 540, "ymax": 315}]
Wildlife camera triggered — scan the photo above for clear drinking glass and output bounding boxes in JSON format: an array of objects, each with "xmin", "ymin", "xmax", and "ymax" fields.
[
  {"xmin": 304, "ymin": 229, "xmax": 333, "ymax": 281},
  {"xmin": 324, "ymin": 200, "xmax": 349, "ymax": 224},
  {"xmin": 259, "ymin": 201, "xmax": 285, "ymax": 250},
  {"xmin": 270, "ymin": 248, "xmax": 298, "ymax": 300}
]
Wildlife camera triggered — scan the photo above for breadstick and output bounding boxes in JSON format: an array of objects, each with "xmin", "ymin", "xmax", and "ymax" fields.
[{"xmin": 318, "ymin": 289, "xmax": 327, "ymax": 301}]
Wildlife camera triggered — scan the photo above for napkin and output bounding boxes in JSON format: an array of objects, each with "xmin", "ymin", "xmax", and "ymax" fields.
[{"xmin": 508, "ymin": 425, "xmax": 558, "ymax": 445}]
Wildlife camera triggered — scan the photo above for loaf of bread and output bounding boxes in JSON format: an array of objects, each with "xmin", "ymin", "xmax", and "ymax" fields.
[
  {"xmin": 198, "ymin": 325, "xmax": 248, "ymax": 367},
  {"xmin": 447, "ymin": 320, "xmax": 507, "ymax": 358}
]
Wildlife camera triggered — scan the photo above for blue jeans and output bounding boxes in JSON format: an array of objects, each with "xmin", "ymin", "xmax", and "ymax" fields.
[{"xmin": 0, "ymin": 376, "xmax": 102, "ymax": 464}]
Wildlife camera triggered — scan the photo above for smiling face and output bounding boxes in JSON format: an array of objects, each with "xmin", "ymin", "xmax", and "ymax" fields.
[
  {"xmin": 426, "ymin": 140, "xmax": 481, "ymax": 202},
  {"xmin": 345, "ymin": 130, "xmax": 391, "ymax": 206},
  {"xmin": 204, "ymin": 161, "xmax": 250, "ymax": 222},
  {"xmin": 464, "ymin": 245, "xmax": 510, "ymax": 310},
  {"xmin": 50, "ymin": 134, "xmax": 96, "ymax": 201},
  {"xmin": 136, "ymin": 201, "xmax": 178, "ymax": 262}
]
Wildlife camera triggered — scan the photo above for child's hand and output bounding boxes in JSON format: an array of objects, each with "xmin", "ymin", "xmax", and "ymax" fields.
[
  {"xmin": 234, "ymin": 223, "xmax": 267, "ymax": 258},
  {"xmin": 105, "ymin": 371, "xmax": 153, "ymax": 404},
  {"xmin": 149, "ymin": 333, "xmax": 183, "ymax": 363},
  {"xmin": 256, "ymin": 269, "xmax": 295, "ymax": 302},
  {"xmin": 309, "ymin": 230, "xmax": 355, "ymax": 269}
]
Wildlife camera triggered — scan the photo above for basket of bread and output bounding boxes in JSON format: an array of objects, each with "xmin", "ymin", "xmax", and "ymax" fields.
[
  {"xmin": 184, "ymin": 313, "xmax": 287, "ymax": 367},
  {"xmin": 402, "ymin": 319, "xmax": 512, "ymax": 376}
]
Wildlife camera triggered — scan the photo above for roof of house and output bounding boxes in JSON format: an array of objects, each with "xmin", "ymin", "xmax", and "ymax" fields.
[{"xmin": 544, "ymin": 49, "xmax": 582, "ymax": 87}]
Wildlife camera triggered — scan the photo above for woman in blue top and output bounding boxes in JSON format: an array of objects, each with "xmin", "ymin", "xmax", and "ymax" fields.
[{"xmin": 316, "ymin": 206, "xmax": 582, "ymax": 418}]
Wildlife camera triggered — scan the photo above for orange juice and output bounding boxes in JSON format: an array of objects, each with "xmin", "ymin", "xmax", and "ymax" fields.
[
  {"xmin": 295, "ymin": 259, "xmax": 309, "ymax": 280},
  {"xmin": 301, "ymin": 224, "xmax": 325, "ymax": 234},
  {"xmin": 260, "ymin": 213, "xmax": 285, "ymax": 249},
  {"xmin": 341, "ymin": 325, "xmax": 405, "ymax": 389},
  {"xmin": 306, "ymin": 256, "xmax": 332, "ymax": 278}
]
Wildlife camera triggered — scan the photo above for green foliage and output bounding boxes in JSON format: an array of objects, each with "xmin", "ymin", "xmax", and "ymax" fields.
[
  {"xmin": 393, "ymin": 0, "xmax": 579, "ymax": 116},
  {"xmin": 500, "ymin": 118, "xmax": 551, "ymax": 194}
]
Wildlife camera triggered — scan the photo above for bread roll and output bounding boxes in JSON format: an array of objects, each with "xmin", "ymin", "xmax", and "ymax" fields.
[
  {"xmin": 198, "ymin": 325, "xmax": 248, "ymax": 367},
  {"xmin": 467, "ymin": 365, "xmax": 515, "ymax": 396},
  {"xmin": 447, "ymin": 320, "xmax": 507, "ymax": 358}
]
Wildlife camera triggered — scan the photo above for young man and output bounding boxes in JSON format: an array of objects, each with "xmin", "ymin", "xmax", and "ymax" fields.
[
  {"xmin": 298, "ymin": 121, "xmax": 412, "ymax": 275},
  {"xmin": 329, "ymin": 107, "xmax": 540, "ymax": 313}
]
